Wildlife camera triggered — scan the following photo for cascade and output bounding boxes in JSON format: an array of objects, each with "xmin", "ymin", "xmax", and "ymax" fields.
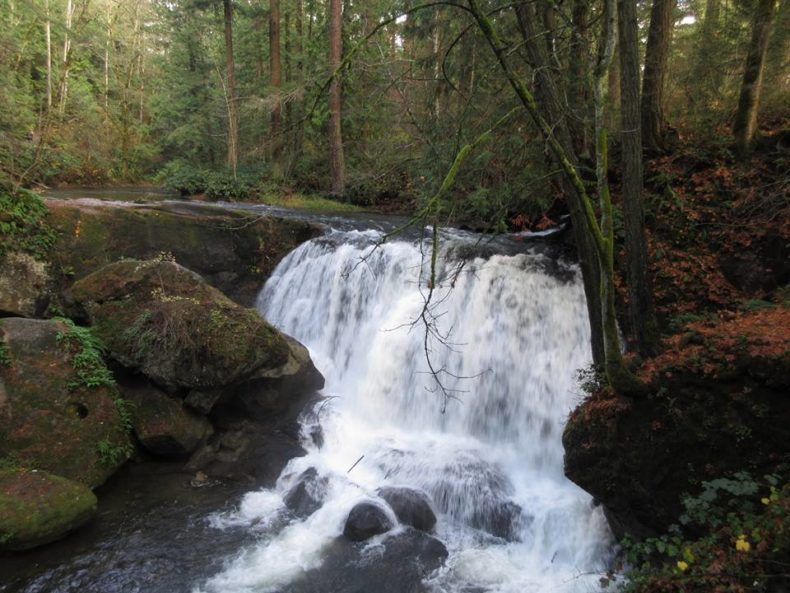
[{"xmin": 198, "ymin": 229, "xmax": 612, "ymax": 593}]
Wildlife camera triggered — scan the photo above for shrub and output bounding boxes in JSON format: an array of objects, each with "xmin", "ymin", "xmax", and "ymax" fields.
[
  {"xmin": 204, "ymin": 171, "xmax": 249, "ymax": 201},
  {"xmin": 614, "ymin": 471, "xmax": 790, "ymax": 593},
  {"xmin": 158, "ymin": 160, "xmax": 207, "ymax": 196},
  {"xmin": 0, "ymin": 185, "xmax": 57, "ymax": 259}
]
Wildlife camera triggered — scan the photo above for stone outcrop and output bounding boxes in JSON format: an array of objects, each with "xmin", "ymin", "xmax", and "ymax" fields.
[
  {"xmin": 0, "ymin": 318, "xmax": 132, "ymax": 488},
  {"xmin": 563, "ymin": 307, "xmax": 790, "ymax": 539},
  {"xmin": 377, "ymin": 486, "xmax": 437, "ymax": 532}
]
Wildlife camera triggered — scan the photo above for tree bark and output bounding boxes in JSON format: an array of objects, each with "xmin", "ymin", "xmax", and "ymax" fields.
[
  {"xmin": 270, "ymin": 0, "xmax": 282, "ymax": 159},
  {"xmin": 222, "ymin": 0, "xmax": 239, "ymax": 177},
  {"xmin": 568, "ymin": 0, "xmax": 592, "ymax": 159},
  {"xmin": 45, "ymin": 0, "xmax": 52, "ymax": 110},
  {"xmin": 641, "ymin": 0, "xmax": 674, "ymax": 153},
  {"xmin": 733, "ymin": 0, "xmax": 777, "ymax": 157},
  {"xmin": 328, "ymin": 0, "xmax": 345, "ymax": 195},
  {"xmin": 59, "ymin": 0, "xmax": 74, "ymax": 115},
  {"xmin": 618, "ymin": 0, "xmax": 660, "ymax": 356}
]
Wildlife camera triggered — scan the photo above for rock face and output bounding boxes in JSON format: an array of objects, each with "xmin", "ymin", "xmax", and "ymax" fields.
[
  {"xmin": 0, "ymin": 469, "xmax": 97, "ymax": 551},
  {"xmin": 46, "ymin": 199, "xmax": 320, "ymax": 307},
  {"xmin": 563, "ymin": 308, "xmax": 790, "ymax": 539},
  {"xmin": 71, "ymin": 259, "xmax": 292, "ymax": 391},
  {"xmin": 377, "ymin": 486, "xmax": 437, "ymax": 532},
  {"xmin": 0, "ymin": 318, "xmax": 132, "ymax": 487},
  {"xmin": 343, "ymin": 501, "xmax": 394, "ymax": 541},
  {"xmin": 119, "ymin": 377, "xmax": 213, "ymax": 458},
  {"xmin": 0, "ymin": 252, "xmax": 50, "ymax": 317}
]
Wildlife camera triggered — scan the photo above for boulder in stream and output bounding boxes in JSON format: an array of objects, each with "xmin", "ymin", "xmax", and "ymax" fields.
[
  {"xmin": 342, "ymin": 501, "xmax": 394, "ymax": 541},
  {"xmin": 284, "ymin": 467, "xmax": 329, "ymax": 518},
  {"xmin": 0, "ymin": 468, "xmax": 97, "ymax": 551},
  {"xmin": 377, "ymin": 486, "xmax": 437, "ymax": 532}
]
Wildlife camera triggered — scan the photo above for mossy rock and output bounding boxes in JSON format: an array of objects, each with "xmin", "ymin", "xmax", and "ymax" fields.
[
  {"xmin": 0, "ymin": 318, "xmax": 132, "ymax": 488},
  {"xmin": 0, "ymin": 468, "xmax": 97, "ymax": 551},
  {"xmin": 119, "ymin": 377, "xmax": 213, "ymax": 458},
  {"xmin": 45, "ymin": 200, "xmax": 319, "ymax": 307},
  {"xmin": 563, "ymin": 308, "xmax": 790, "ymax": 539},
  {"xmin": 0, "ymin": 252, "xmax": 51, "ymax": 317},
  {"xmin": 71, "ymin": 259, "xmax": 291, "ymax": 391}
]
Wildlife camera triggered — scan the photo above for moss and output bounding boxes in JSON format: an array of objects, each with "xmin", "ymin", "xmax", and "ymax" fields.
[{"xmin": 0, "ymin": 468, "xmax": 97, "ymax": 550}]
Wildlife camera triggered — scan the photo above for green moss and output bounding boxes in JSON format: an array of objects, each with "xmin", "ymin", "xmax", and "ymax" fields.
[
  {"xmin": 256, "ymin": 192, "xmax": 366, "ymax": 212},
  {"xmin": 0, "ymin": 186, "xmax": 57, "ymax": 259},
  {"xmin": 0, "ymin": 341, "xmax": 9, "ymax": 366}
]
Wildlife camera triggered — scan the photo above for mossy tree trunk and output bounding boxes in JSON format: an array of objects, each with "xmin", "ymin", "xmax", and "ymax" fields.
[
  {"xmin": 733, "ymin": 0, "xmax": 778, "ymax": 157},
  {"xmin": 641, "ymin": 0, "xmax": 675, "ymax": 153}
]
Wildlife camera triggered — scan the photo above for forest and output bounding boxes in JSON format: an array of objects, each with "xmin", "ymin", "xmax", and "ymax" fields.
[{"xmin": 0, "ymin": 0, "xmax": 788, "ymax": 592}]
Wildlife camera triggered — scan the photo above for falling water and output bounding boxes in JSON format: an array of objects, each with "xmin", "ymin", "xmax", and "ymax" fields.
[{"xmin": 198, "ymin": 229, "xmax": 613, "ymax": 593}]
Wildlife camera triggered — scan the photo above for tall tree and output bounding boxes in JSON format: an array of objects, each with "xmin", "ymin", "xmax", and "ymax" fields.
[
  {"xmin": 222, "ymin": 0, "xmax": 239, "ymax": 176},
  {"xmin": 641, "ymin": 0, "xmax": 675, "ymax": 153},
  {"xmin": 45, "ymin": 0, "xmax": 53, "ymax": 110},
  {"xmin": 270, "ymin": 0, "xmax": 282, "ymax": 158},
  {"xmin": 328, "ymin": 0, "xmax": 345, "ymax": 195},
  {"xmin": 733, "ymin": 0, "xmax": 778, "ymax": 157},
  {"xmin": 59, "ymin": 0, "xmax": 75, "ymax": 115},
  {"xmin": 618, "ymin": 0, "xmax": 660, "ymax": 356}
]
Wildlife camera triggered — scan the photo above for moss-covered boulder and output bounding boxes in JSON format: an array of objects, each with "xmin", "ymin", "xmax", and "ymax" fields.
[
  {"xmin": 0, "ymin": 252, "xmax": 51, "ymax": 317},
  {"xmin": 0, "ymin": 468, "xmax": 97, "ymax": 551},
  {"xmin": 71, "ymin": 259, "xmax": 292, "ymax": 391},
  {"xmin": 563, "ymin": 308, "xmax": 790, "ymax": 539},
  {"xmin": 119, "ymin": 377, "xmax": 213, "ymax": 458},
  {"xmin": 46, "ymin": 199, "xmax": 319, "ymax": 307},
  {"xmin": 0, "ymin": 318, "xmax": 132, "ymax": 487}
]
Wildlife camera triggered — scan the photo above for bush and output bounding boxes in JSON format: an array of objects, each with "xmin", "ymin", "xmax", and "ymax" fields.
[
  {"xmin": 204, "ymin": 172, "xmax": 249, "ymax": 201},
  {"xmin": 614, "ymin": 471, "xmax": 790, "ymax": 593},
  {"xmin": 0, "ymin": 185, "xmax": 57, "ymax": 258},
  {"xmin": 158, "ymin": 160, "xmax": 207, "ymax": 196}
]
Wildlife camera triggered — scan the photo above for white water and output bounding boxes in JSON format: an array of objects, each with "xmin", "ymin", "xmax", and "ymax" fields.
[{"xmin": 199, "ymin": 230, "xmax": 613, "ymax": 593}]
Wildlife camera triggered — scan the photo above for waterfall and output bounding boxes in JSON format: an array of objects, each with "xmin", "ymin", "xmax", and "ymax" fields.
[{"xmin": 198, "ymin": 229, "xmax": 613, "ymax": 593}]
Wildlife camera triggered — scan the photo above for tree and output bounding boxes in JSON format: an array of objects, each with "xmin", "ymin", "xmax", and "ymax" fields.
[
  {"xmin": 733, "ymin": 0, "xmax": 778, "ymax": 157},
  {"xmin": 270, "ymin": 0, "xmax": 282, "ymax": 160},
  {"xmin": 328, "ymin": 0, "xmax": 345, "ymax": 195},
  {"xmin": 619, "ymin": 0, "xmax": 660, "ymax": 356},
  {"xmin": 641, "ymin": 0, "xmax": 675, "ymax": 153},
  {"xmin": 222, "ymin": 0, "xmax": 239, "ymax": 177}
]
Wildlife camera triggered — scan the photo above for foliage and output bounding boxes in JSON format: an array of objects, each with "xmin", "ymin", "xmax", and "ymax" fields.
[
  {"xmin": 614, "ymin": 472, "xmax": 789, "ymax": 593},
  {"xmin": 95, "ymin": 438, "xmax": 133, "ymax": 467},
  {"xmin": 204, "ymin": 172, "xmax": 250, "ymax": 201},
  {"xmin": 0, "ymin": 186, "xmax": 57, "ymax": 259},
  {"xmin": 159, "ymin": 160, "xmax": 207, "ymax": 196},
  {"xmin": 256, "ymin": 191, "xmax": 366, "ymax": 212},
  {"xmin": 55, "ymin": 318, "xmax": 116, "ymax": 390}
]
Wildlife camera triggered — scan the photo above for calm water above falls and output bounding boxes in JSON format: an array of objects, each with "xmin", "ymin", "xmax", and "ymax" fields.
[{"xmin": 197, "ymin": 229, "xmax": 613, "ymax": 593}]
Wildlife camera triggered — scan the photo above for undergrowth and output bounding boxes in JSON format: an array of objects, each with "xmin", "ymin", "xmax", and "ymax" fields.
[
  {"xmin": 608, "ymin": 471, "xmax": 790, "ymax": 593},
  {"xmin": 0, "ymin": 185, "xmax": 57, "ymax": 258}
]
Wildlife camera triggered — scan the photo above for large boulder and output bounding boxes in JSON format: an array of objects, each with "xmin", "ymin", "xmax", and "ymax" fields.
[
  {"xmin": 0, "ymin": 468, "xmax": 97, "ymax": 551},
  {"xmin": 0, "ymin": 252, "xmax": 50, "ymax": 317},
  {"xmin": 46, "ymin": 199, "xmax": 320, "ymax": 307},
  {"xmin": 284, "ymin": 467, "xmax": 329, "ymax": 518},
  {"xmin": 377, "ymin": 486, "xmax": 437, "ymax": 532},
  {"xmin": 0, "ymin": 318, "xmax": 132, "ymax": 487},
  {"xmin": 70, "ymin": 259, "xmax": 292, "ymax": 391},
  {"xmin": 343, "ymin": 501, "xmax": 394, "ymax": 542},
  {"xmin": 119, "ymin": 376, "xmax": 213, "ymax": 458},
  {"xmin": 563, "ymin": 308, "xmax": 790, "ymax": 539}
]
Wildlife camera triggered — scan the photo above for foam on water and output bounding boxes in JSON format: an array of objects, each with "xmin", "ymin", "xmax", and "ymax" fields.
[{"xmin": 197, "ymin": 230, "xmax": 613, "ymax": 593}]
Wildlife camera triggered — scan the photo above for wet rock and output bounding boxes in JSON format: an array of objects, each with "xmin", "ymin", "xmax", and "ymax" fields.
[
  {"xmin": 343, "ymin": 501, "xmax": 394, "ymax": 541},
  {"xmin": 285, "ymin": 528, "xmax": 448, "ymax": 593},
  {"xmin": 0, "ymin": 468, "xmax": 97, "ymax": 551},
  {"xmin": 0, "ymin": 252, "xmax": 50, "ymax": 317},
  {"xmin": 470, "ymin": 499, "xmax": 523, "ymax": 541},
  {"xmin": 118, "ymin": 377, "xmax": 213, "ymax": 458},
  {"xmin": 377, "ymin": 486, "xmax": 437, "ymax": 532},
  {"xmin": 71, "ymin": 259, "xmax": 292, "ymax": 392},
  {"xmin": 0, "ymin": 318, "xmax": 131, "ymax": 487},
  {"xmin": 184, "ymin": 388, "xmax": 225, "ymax": 415},
  {"xmin": 284, "ymin": 467, "xmax": 328, "ymax": 518}
]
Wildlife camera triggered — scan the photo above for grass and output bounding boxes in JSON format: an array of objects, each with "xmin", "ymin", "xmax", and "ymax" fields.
[{"xmin": 256, "ymin": 191, "xmax": 366, "ymax": 213}]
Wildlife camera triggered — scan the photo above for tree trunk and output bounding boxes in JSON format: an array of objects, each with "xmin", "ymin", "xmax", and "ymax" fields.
[
  {"xmin": 618, "ymin": 0, "xmax": 660, "ymax": 357},
  {"xmin": 733, "ymin": 0, "xmax": 777, "ymax": 157},
  {"xmin": 568, "ymin": 0, "xmax": 592, "ymax": 159},
  {"xmin": 59, "ymin": 0, "xmax": 74, "ymax": 115},
  {"xmin": 293, "ymin": 0, "xmax": 304, "ymax": 158},
  {"xmin": 270, "ymin": 0, "xmax": 282, "ymax": 159},
  {"xmin": 641, "ymin": 0, "xmax": 674, "ymax": 153},
  {"xmin": 222, "ymin": 0, "xmax": 238, "ymax": 177},
  {"xmin": 45, "ymin": 0, "xmax": 52, "ymax": 110},
  {"xmin": 328, "ymin": 0, "xmax": 345, "ymax": 195}
]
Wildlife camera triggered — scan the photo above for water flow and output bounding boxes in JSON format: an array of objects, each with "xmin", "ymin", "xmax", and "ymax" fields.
[{"xmin": 199, "ymin": 230, "xmax": 612, "ymax": 593}]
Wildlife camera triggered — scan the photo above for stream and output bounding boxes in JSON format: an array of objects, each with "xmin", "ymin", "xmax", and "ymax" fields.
[{"xmin": 1, "ymin": 198, "xmax": 613, "ymax": 593}]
